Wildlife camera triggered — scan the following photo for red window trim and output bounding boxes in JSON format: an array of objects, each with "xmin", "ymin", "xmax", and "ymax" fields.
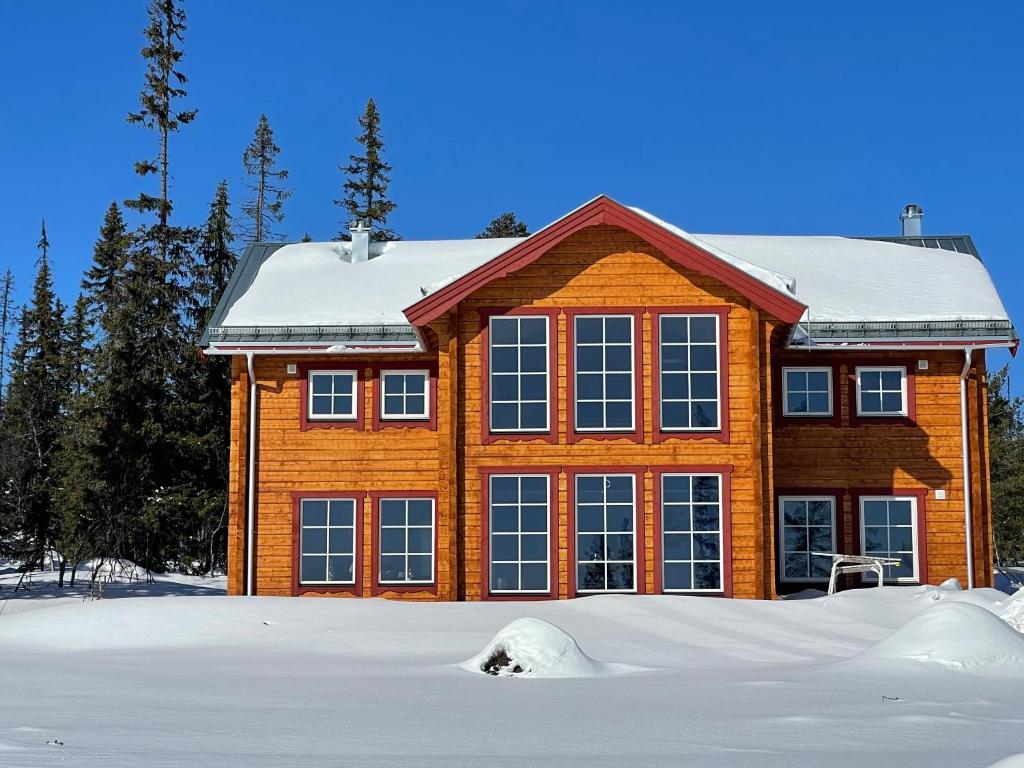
[
  {"xmin": 847, "ymin": 359, "xmax": 918, "ymax": 427},
  {"xmin": 369, "ymin": 490, "xmax": 440, "ymax": 596},
  {"xmin": 368, "ymin": 362, "xmax": 439, "ymax": 431},
  {"xmin": 478, "ymin": 466, "xmax": 560, "ymax": 600},
  {"xmin": 290, "ymin": 490, "xmax": 367, "ymax": 597},
  {"xmin": 650, "ymin": 306, "xmax": 731, "ymax": 443},
  {"xmin": 298, "ymin": 362, "xmax": 365, "ymax": 432},
  {"xmin": 772, "ymin": 358, "xmax": 843, "ymax": 428},
  {"xmin": 564, "ymin": 307, "xmax": 645, "ymax": 444},
  {"xmin": 849, "ymin": 487, "xmax": 929, "ymax": 586},
  {"xmin": 774, "ymin": 487, "xmax": 846, "ymax": 586},
  {"xmin": 650, "ymin": 465, "xmax": 734, "ymax": 597},
  {"xmin": 478, "ymin": 307, "xmax": 559, "ymax": 445},
  {"xmin": 565, "ymin": 466, "xmax": 647, "ymax": 596}
]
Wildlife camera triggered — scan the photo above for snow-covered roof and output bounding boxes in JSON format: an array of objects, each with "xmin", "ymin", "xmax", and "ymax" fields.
[{"xmin": 204, "ymin": 201, "xmax": 1013, "ymax": 348}]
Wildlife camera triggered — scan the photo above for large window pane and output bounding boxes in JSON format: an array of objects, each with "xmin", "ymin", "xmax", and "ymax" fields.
[
  {"xmin": 778, "ymin": 497, "xmax": 835, "ymax": 582},
  {"xmin": 300, "ymin": 498, "xmax": 357, "ymax": 584},
  {"xmin": 308, "ymin": 372, "xmax": 358, "ymax": 420},
  {"xmin": 489, "ymin": 475, "xmax": 550, "ymax": 593},
  {"xmin": 859, "ymin": 496, "xmax": 917, "ymax": 582},
  {"xmin": 575, "ymin": 474, "xmax": 636, "ymax": 592},
  {"xmin": 659, "ymin": 315, "xmax": 720, "ymax": 431},
  {"xmin": 574, "ymin": 316, "xmax": 635, "ymax": 432},
  {"xmin": 489, "ymin": 316, "xmax": 550, "ymax": 432},
  {"xmin": 378, "ymin": 498, "xmax": 435, "ymax": 584},
  {"xmin": 661, "ymin": 475, "xmax": 723, "ymax": 591}
]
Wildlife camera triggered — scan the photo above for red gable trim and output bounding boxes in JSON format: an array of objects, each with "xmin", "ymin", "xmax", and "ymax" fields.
[{"xmin": 403, "ymin": 195, "xmax": 806, "ymax": 326}]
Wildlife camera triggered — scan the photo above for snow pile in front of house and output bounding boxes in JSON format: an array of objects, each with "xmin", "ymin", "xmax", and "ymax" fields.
[
  {"xmin": 858, "ymin": 601, "xmax": 1024, "ymax": 670},
  {"xmin": 986, "ymin": 754, "xmax": 1024, "ymax": 768},
  {"xmin": 460, "ymin": 617, "xmax": 637, "ymax": 678},
  {"xmin": 997, "ymin": 587, "xmax": 1024, "ymax": 633}
]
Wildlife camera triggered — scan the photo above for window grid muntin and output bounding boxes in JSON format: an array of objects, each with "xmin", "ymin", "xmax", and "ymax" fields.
[
  {"xmin": 573, "ymin": 315, "xmax": 636, "ymax": 432},
  {"xmin": 574, "ymin": 473, "xmax": 637, "ymax": 593},
  {"xmin": 859, "ymin": 496, "xmax": 918, "ymax": 583},
  {"xmin": 378, "ymin": 498, "xmax": 436, "ymax": 585},
  {"xmin": 308, "ymin": 370, "xmax": 358, "ymax": 420},
  {"xmin": 299, "ymin": 498, "xmax": 357, "ymax": 585},
  {"xmin": 856, "ymin": 366, "xmax": 908, "ymax": 417},
  {"xmin": 658, "ymin": 314, "xmax": 721, "ymax": 431},
  {"xmin": 781, "ymin": 367, "xmax": 833, "ymax": 417},
  {"xmin": 660, "ymin": 474, "xmax": 724, "ymax": 592},
  {"xmin": 778, "ymin": 496, "xmax": 836, "ymax": 583},
  {"xmin": 380, "ymin": 369, "xmax": 430, "ymax": 420},
  {"xmin": 488, "ymin": 315, "xmax": 550, "ymax": 433},
  {"xmin": 488, "ymin": 475, "xmax": 550, "ymax": 594}
]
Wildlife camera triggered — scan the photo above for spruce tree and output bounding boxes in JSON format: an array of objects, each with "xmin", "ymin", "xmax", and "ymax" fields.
[
  {"xmin": 337, "ymin": 98, "xmax": 398, "ymax": 240},
  {"xmin": 476, "ymin": 212, "xmax": 530, "ymax": 239},
  {"xmin": 81, "ymin": 203, "xmax": 130, "ymax": 332},
  {"xmin": 0, "ymin": 269, "xmax": 14, "ymax": 403},
  {"xmin": 989, "ymin": 365, "xmax": 1024, "ymax": 565},
  {"xmin": 125, "ymin": 0, "xmax": 197, "ymax": 256},
  {"xmin": 241, "ymin": 114, "xmax": 291, "ymax": 242}
]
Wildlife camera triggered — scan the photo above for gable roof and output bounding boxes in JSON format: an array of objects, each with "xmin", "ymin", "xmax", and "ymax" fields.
[
  {"xmin": 202, "ymin": 196, "xmax": 1015, "ymax": 350},
  {"xmin": 404, "ymin": 195, "xmax": 806, "ymax": 325}
]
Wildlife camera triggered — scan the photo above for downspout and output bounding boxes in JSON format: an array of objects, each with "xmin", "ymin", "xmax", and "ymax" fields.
[
  {"xmin": 960, "ymin": 347, "xmax": 976, "ymax": 589},
  {"xmin": 245, "ymin": 351, "xmax": 258, "ymax": 596}
]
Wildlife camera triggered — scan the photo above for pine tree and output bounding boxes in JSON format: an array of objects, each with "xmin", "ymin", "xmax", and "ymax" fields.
[
  {"xmin": 125, "ymin": 0, "xmax": 197, "ymax": 254},
  {"xmin": 476, "ymin": 212, "xmax": 530, "ymax": 239},
  {"xmin": 0, "ymin": 223, "xmax": 68, "ymax": 571},
  {"xmin": 336, "ymin": 98, "xmax": 398, "ymax": 240},
  {"xmin": 241, "ymin": 115, "xmax": 291, "ymax": 243},
  {"xmin": 989, "ymin": 365, "xmax": 1024, "ymax": 565},
  {"xmin": 0, "ymin": 269, "xmax": 14, "ymax": 403}
]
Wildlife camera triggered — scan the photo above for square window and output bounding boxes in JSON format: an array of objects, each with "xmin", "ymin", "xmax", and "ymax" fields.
[
  {"xmin": 857, "ymin": 367, "xmax": 907, "ymax": 416},
  {"xmin": 381, "ymin": 371, "xmax": 430, "ymax": 420},
  {"xmin": 307, "ymin": 372, "xmax": 357, "ymax": 420},
  {"xmin": 782, "ymin": 367, "xmax": 832, "ymax": 417}
]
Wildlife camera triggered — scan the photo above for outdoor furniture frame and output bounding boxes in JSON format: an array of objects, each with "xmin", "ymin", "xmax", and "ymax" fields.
[{"xmin": 811, "ymin": 552, "xmax": 903, "ymax": 595}]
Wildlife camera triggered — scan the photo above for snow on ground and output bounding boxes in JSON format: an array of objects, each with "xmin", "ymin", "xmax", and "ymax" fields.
[{"xmin": 1, "ymin": 574, "xmax": 1023, "ymax": 767}]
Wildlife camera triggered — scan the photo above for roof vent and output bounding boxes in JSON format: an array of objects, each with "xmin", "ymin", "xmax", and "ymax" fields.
[
  {"xmin": 349, "ymin": 219, "xmax": 371, "ymax": 263},
  {"xmin": 900, "ymin": 204, "xmax": 923, "ymax": 237}
]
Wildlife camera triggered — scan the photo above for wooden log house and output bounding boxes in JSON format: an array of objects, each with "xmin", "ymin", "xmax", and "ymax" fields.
[{"xmin": 201, "ymin": 196, "xmax": 1017, "ymax": 600}]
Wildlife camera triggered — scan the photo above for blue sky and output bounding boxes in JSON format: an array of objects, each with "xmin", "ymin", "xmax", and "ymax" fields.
[{"xmin": 1, "ymin": 1, "xmax": 1021, "ymax": 375}]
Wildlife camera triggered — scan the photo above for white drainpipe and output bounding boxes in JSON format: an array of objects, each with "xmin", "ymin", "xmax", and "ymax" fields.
[
  {"xmin": 245, "ymin": 351, "xmax": 258, "ymax": 596},
  {"xmin": 959, "ymin": 347, "xmax": 976, "ymax": 589}
]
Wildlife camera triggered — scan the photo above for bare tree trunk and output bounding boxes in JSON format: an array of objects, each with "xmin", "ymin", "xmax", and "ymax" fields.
[
  {"xmin": 256, "ymin": 161, "xmax": 266, "ymax": 242},
  {"xmin": 57, "ymin": 556, "xmax": 66, "ymax": 588},
  {"xmin": 69, "ymin": 560, "xmax": 79, "ymax": 588}
]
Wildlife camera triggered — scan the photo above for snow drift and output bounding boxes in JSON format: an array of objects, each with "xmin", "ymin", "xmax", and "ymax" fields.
[
  {"xmin": 998, "ymin": 587, "xmax": 1024, "ymax": 633},
  {"xmin": 460, "ymin": 617, "xmax": 638, "ymax": 678},
  {"xmin": 858, "ymin": 602, "xmax": 1024, "ymax": 670}
]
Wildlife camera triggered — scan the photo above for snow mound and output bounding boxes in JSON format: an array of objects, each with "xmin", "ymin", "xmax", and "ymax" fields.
[
  {"xmin": 939, "ymin": 577, "xmax": 964, "ymax": 591},
  {"xmin": 859, "ymin": 602, "xmax": 1024, "ymax": 670},
  {"xmin": 998, "ymin": 588, "xmax": 1024, "ymax": 633},
  {"xmin": 986, "ymin": 755, "xmax": 1024, "ymax": 768},
  {"xmin": 460, "ymin": 618, "xmax": 638, "ymax": 678}
]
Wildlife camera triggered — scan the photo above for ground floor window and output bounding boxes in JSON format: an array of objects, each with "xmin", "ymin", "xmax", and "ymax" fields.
[
  {"xmin": 299, "ymin": 498, "xmax": 356, "ymax": 584},
  {"xmin": 488, "ymin": 475, "xmax": 550, "ymax": 594},
  {"xmin": 575, "ymin": 473, "xmax": 636, "ymax": 592},
  {"xmin": 778, "ymin": 496, "xmax": 835, "ymax": 582},
  {"xmin": 860, "ymin": 496, "xmax": 917, "ymax": 582},
  {"xmin": 661, "ymin": 474, "xmax": 723, "ymax": 591},
  {"xmin": 379, "ymin": 498, "xmax": 435, "ymax": 584}
]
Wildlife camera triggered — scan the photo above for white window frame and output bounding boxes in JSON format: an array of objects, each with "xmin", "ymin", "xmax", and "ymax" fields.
[
  {"xmin": 855, "ymin": 366, "xmax": 908, "ymax": 417},
  {"xmin": 660, "ymin": 473, "xmax": 725, "ymax": 593},
  {"xmin": 858, "ymin": 495, "xmax": 919, "ymax": 584},
  {"xmin": 573, "ymin": 314, "xmax": 636, "ymax": 433},
  {"xmin": 378, "ymin": 497, "xmax": 436, "ymax": 585},
  {"xmin": 307, "ymin": 369, "xmax": 359, "ymax": 421},
  {"xmin": 574, "ymin": 473, "xmax": 638, "ymax": 594},
  {"xmin": 488, "ymin": 474, "xmax": 551, "ymax": 595},
  {"xmin": 488, "ymin": 315, "xmax": 550, "ymax": 433},
  {"xmin": 658, "ymin": 314, "xmax": 721, "ymax": 432},
  {"xmin": 379, "ymin": 369, "xmax": 431, "ymax": 421},
  {"xmin": 777, "ymin": 496, "xmax": 836, "ymax": 584},
  {"xmin": 781, "ymin": 367, "xmax": 833, "ymax": 417},
  {"xmin": 299, "ymin": 497, "xmax": 357, "ymax": 586}
]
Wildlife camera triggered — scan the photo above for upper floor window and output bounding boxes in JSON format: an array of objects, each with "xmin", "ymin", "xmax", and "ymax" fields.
[
  {"xmin": 856, "ymin": 366, "xmax": 907, "ymax": 417},
  {"xmin": 782, "ymin": 367, "xmax": 832, "ymax": 417},
  {"xmin": 380, "ymin": 370, "xmax": 429, "ymax": 420},
  {"xmin": 574, "ymin": 315, "xmax": 635, "ymax": 431},
  {"xmin": 308, "ymin": 370, "xmax": 358, "ymax": 420},
  {"xmin": 299, "ymin": 498, "xmax": 356, "ymax": 585},
  {"xmin": 658, "ymin": 314, "xmax": 720, "ymax": 430},
  {"xmin": 489, "ymin": 315, "xmax": 549, "ymax": 432}
]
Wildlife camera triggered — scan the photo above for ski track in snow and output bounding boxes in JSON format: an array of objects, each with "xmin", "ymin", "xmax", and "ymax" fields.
[{"xmin": 1, "ymin": 568, "xmax": 1023, "ymax": 768}]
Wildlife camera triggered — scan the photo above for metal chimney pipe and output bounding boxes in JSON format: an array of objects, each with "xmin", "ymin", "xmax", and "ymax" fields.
[
  {"xmin": 900, "ymin": 204, "xmax": 923, "ymax": 237},
  {"xmin": 349, "ymin": 219, "xmax": 371, "ymax": 263}
]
